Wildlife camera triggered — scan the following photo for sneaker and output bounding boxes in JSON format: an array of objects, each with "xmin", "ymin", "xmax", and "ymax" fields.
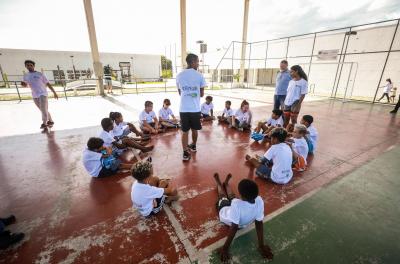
[
  {"xmin": 40, "ymin": 123, "xmax": 47, "ymax": 129},
  {"xmin": 390, "ymin": 110, "xmax": 397, "ymax": 114},
  {"xmin": 182, "ymin": 151, "xmax": 191, "ymax": 161},
  {"xmin": 188, "ymin": 143, "xmax": 197, "ymax": 152},
  {"xmin": 0, "ymin": 232, "xmax": 25, "ymax": 249},
  {"xmin": 47, "ymin": 121, "xmax": 54, "ymax": 126},
  {"xmin": 0, "ymin": 215, "xmax": 16, "ymax": 226}
]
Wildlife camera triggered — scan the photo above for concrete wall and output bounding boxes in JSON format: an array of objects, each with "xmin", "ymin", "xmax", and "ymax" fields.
[{"xmin": 0, "ymin": 48, "xmax": 161, "ymax": 82}]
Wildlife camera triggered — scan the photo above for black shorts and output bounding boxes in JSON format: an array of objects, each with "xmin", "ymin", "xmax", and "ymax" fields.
[
  {"xmin": 180, "ymin": 112, "xmax": 202, "ymax": 132},
  {"xmin": 216, "ymin": 197, "xmax": 232, "ymax": 211},
  {"xmin": 97, "ymin": 167, "xmax": 118, "ymax": 178}
]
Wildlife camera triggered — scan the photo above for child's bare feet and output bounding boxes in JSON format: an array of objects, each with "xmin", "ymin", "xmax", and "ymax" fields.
[{"xmin": 213, "ymin": 173, "xmax": 222, "ymax": 185}]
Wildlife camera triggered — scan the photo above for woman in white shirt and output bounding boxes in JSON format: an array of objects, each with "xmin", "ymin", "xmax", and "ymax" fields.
[
  {"xmin": 377, "ymin": 78, "xmax": 392, "ymax": 103},
  {"xmin": 283, "ymin": 65, "xmax": 308, "ymax": 128}
]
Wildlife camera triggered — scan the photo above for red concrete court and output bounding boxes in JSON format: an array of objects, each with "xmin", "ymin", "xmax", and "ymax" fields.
[{"xmin": 0, "ymin": 98, "xmax": 399, "ymax": 263}]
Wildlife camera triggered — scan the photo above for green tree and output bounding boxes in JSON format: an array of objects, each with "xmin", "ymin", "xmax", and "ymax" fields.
[{"xmin": 161, "ymin": 56, "xmax": 172, "ymax": 78}]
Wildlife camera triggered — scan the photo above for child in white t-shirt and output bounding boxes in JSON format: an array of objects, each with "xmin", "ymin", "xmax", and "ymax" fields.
[
  {"xmin": 158, "ymin": 98, "xmax": 180, "ymax": 129},
  {"xmin": 213, "ymin": 173, "xmax": 273, "ymax": 262},
  {"xmin": 300, "ymin": 115, "xmax": 318, "ymax": 154},
  {"xmin": 217, "ymin": 100, "xmax": 234, "ymax": 124},
  {"xmin": 131, "ymin": 161, "xmax": 178, "ymax": 217},
  {"xmin": 109, "ymin": 111, "xmax": 149, "ymax": 142},
  {"xmin": 100, "ymin": 118, "xmax": 153, "ymax": 154},
  {"xmin": 286, "ymin": 124, "xmax": 308, "ymax": 172},
  {"xmin": 140, "ymin": 101, "xmax": 164, "ymax": 135},
  {"xmin": 82, "ymin": 137, "xmax": 134, "ymax": 178},
  {"xmin": 254, "ymin": 109, "xmax": 284, "ymax": 136},
  {"xmin": 246, "ymin": 127, "xmax": 293, "ymax": 184},
  {"xmin": 232, "ymin": 100, "xmax": 252, "ymax": 131},
  {"xmin": 201, "ymin": 95, "xmax": 215, "ymax": 121}
]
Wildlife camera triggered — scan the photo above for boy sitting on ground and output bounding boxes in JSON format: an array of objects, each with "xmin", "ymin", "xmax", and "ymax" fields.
[
  {"xmin": 201, "ymin": 95, "xmax": 215, "ymax": 121},
  {"xmin": 217, "ymin": 100, "xmax": 234, "ymax": 124},
  {"xmin": 300, "ymin": 115, "xmax": 318, "ymax": 154},
  {"xmin": 140, "ymin": 101, "xmax": 164, "ymax": 134},
  {"xmin": 131, "ymin": 161, "xmax": 178, "ymax": 217},
  {"xmin": 213, "ymin": 173, "xmax": 273, "ymax": 261},
  {"xmin": 246, "ymin": 127, "xmax": 293, "ymax": 184},
  {"xmin": 254, "ymin": 109, "xmax": 283, "ymax": 136}
]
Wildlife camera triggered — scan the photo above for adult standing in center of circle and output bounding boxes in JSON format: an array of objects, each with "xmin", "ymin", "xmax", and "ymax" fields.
[
  {"xmin": 176, "ymin": 53, "xmax": 206, "ymax": 161},
  {"xmin": 273, "ymin": 60, "xmax": 291, "ymax": 110}
]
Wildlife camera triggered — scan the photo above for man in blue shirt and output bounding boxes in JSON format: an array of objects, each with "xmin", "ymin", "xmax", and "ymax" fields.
[{"xmin": 274, "ymin": 60, "xmax": 291, "ymax": 110}]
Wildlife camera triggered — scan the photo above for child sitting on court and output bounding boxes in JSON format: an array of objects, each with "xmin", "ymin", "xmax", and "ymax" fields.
[
  {"xmin": 201, "ymin": 95, "xmax": 215, "ymax": 121},
  {"xmin": 140, "ymin": 101, "xmax": 163, "ymax": 134},
  {"xmin": 83, "ymin": 137, "xmax": 134, "ymax": 178},
  {"xmin": 213, "ymin": 173, "xmax": 273, "ymax": 262},
  {"xmin": 131, "ymin": 161, "xmax": 178, "ymax": 217},
  {"xmin": 232, "ymin": 100, "xmax": 252, "ymax": 131},
  {"xmin": 254, "ymin": 109, "xmax": 284, "ymax": 135},
  {"xmin": 300, "ymin": 115, "xmax": 318, "ymax": 154},
  {"xmin": 287, "ymin": 124, "xmax": 308, "ymax": 172},
  {"xmin": 246, "ymin": 127, "xmax": 293, "ymax": 184},
  {"xmin": 217, "ymin": 100, "xmax": 234, "ymax": 124},
  {"xmin": 158, "ymin": 99, "xmax": 180, "ymax": 129},
  {"xmin": 100, "ymin": 117, "xmax": 153, "ymax": 154},
  {"xmin": 109, "ymin": 112, "xmax": 149, "ymax": 142}
]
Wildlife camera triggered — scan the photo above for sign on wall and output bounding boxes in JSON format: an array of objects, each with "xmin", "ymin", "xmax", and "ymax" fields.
[{"xmin": 317, "ymin": 49, "xmax": 339, "ymax": 60}]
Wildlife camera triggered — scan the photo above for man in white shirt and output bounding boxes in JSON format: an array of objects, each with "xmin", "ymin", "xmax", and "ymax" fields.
[
  {"xmin": 176, "ymin": 54, "xmax": 206, "ymax": 161},
  {"xmin": 21, "ymin": 60, "xmax": 58, "ymax": 130}
]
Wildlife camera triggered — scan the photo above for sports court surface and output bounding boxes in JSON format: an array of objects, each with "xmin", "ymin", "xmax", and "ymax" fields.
[{"xmin": 0, "ymin": 89, "xmax": 399, "ymax": 263}]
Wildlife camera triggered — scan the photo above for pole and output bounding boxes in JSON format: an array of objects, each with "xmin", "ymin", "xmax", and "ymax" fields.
[
  {"xmin": 83, "ymin": 0, "xmax": 104, "ymax": 96},
  {"xmin": 373, "ymin": 19, "xmax": 399, "ymax": 102},
  {"xmin": 239, "ymin": 0, "xmax": 250, "ymax": 86},
  {"xmin": 180, "ymin": 0, "xmax": 187, "ymax": 70},
  {"xmin": 174, "ymin": 43, "xmax": 177, "ymax": 74},
  {"xmin": 331, "ymin": 27, "xmax": 350, "ymax": 97}
]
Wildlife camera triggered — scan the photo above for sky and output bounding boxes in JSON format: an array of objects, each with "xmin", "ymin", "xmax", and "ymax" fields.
[{"xmin": 0, "ymin": 0, "xmax": 399, "ymax": 57}]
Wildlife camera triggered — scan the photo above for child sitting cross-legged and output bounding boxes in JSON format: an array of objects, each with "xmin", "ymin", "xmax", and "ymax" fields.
[
  {"xmin": 158, "ymin": 98, "xmax": 180, "ymax": 129},
  {"xmin": 201, "ymin": 95, "xmax": 215, "ymax": 121},
  {"xmin": 300, "ymin": 115, "xmax": 318, "ymax": 154},
  {"xmin": 83, "ymin": 137, "xmax": 134, "ymax": 178},
  {"xmin": 255, "ymin": 109, "xmax": 283, "ymax": 136},
  {"xmin": 131, "ymin": 161, "xmax": 178, "ymax": 217},
  {"xmin": 286, "ymin": 124, "xmax": 308, "ymax": 172},
  {"xmin": 217, "ymin": 100, "xmax": 234, "ymax": 124},
  {"xmin": 213, "ymin": 173, "xmax": 273, "ymax": 262},
  {"xmin": 246, "ymin": 127, "xmax": 293, "ymax": 184},
  {"xmin": 100, "ymin": 117, "xmax": 153, "ymax": 154},
  {"xmin": 232, "ymin": 100, "xmax": 252, "ymax": 131},
  {"xmin": 140, "ymin": 101, "xmax": 164, "ymax": 135}
]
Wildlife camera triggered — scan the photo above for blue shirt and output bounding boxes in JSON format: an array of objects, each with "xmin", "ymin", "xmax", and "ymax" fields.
[
  {"xmin": 275, "ymin": 70, "xmax": 291, "ymax": 95},
  {"xmin": 176, "ymin": 69, "xmax": 207, "ymax": 112}
]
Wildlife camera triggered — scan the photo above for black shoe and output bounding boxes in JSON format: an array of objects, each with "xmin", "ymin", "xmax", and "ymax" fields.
[
  {"xmin": 390, "ymin": 110, "xmax": 397, "ymax": 114},
  {"xmin": 0, "ymin": 215, "xmax": 15, "ymax": 226},
  {"xmin": 40, "ymin": 123, "xmax": 47, "ymax": 129},
  {"xmin": 0, "ymin": 232, "xmax": 25, "ymax": 249},
  {"xmin": 182, "ymin": 150, "xmax": 191, "ymax": 161},
  {"xmin": 47, "ymin": 121, "xmax": 54, "ymax": 126},
  {"xmin": 188, "ymin": 143, "xmax": 197, "ymax": 152}
]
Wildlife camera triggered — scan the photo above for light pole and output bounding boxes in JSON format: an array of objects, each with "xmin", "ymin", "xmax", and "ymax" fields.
[
  {"xmin": 130, "ymin": 56, "xmax": 134, "ymax": 81},
  {"xmin": 70, "ymin": 55, "xmax": 76, "ymax": 79},
  {"xmin": 196, "ymin": 40, "xmax": 207, "ymax": 73}
]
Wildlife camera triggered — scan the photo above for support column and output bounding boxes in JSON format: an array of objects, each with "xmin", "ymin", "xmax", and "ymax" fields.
[
  {"xmin": 83, "ymin": 0, "xmax": 104, "ymax": 96},
  {"xmin": 239, "ymin": 0, "xmax": 250, "ymax": 86},
  {"xmin": 180, "ymin": 0, "xmax": 187, "ymax": 70}
]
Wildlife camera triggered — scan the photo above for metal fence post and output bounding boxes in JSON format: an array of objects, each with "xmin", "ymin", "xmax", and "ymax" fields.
[
  {"xmin": 135, "ymin": 79, "xmax": 138, "ymax": 94},
  {"xmin": 63, "ymin": 79, "xmax": 68, "ymax": 100},
  {"xmin": 372, "ymin": 19, "xmax": 399, "ymax": 102},
  {"xmin": 15, "ymin": 81, "xmax": 22, "ymax": 102},
  {"xmin": 164, "ymin": 80, "xmax": 167, "ymax": 92}
]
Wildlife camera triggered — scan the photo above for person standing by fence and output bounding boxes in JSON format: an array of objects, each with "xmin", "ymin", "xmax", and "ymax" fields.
[
  {"xmin": 273, "ymin": 60, "xmax": 291, "ymax": 110},
  {"xmin": 21, "ymin": 60, "xmax": 58, "ymax": 130}
]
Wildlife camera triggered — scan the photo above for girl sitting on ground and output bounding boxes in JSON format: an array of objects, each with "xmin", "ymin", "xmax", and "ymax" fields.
[
  {"xmin": 231, "ymin": 100, "xmax": 252, "ymax": 131},
  {"xmin": 158, "ymin": 99, "xmax": 180, "ymax": 129},
  {"xmin": 109, "ymin": 111, "xmax": 149, "ymax": 142},
  {"xmin": 286, "ymin": 124, "xmax": 308, "ymax": 172}
]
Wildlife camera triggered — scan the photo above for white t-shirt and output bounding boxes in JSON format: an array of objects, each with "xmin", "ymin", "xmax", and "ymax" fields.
[
  {"xmin": 223, "ymin": 108, "xmax": 234, "ymax": 117},
  {"xmin": 159, "ymin": 107, "xmax": 174, "ymax": 120},
  {"xmin": 112, "ymin": 121, "xmax": 128, "ymax": 137},
  {"xmin": 266, "ymin": 116, "xmax": 283, "ymax": 127},
  {"xmin": 139, "ymin": 110, "xmax": 156, "ymax": 125},
  {"xmin": 292, "ymin": 137, "xmax": 309, "ymax": 164},
  {"xmin": 201, "ymin": 102, "xmax": 214, "ymax": 115},
  {"xmin": 219, "ymin": 196, "xmax": 264, "ymax": 229},
  {"xmin": 176, "ymin": 69, "xmax": 207, "ymax": 113},
  {"xmin": 284, "ymin": 79, "xmax": 308, "ymax": 106},
  {"xmin": 82, "ymin": 148, "xmax": 102, "ymax": 177},
  {"xmin": 307, "ymin": 125, "xmax": 318, "ymax": 151},
  {"xmin": 131, "ymin": 181, "xmax": 164, "ymax": 217},
  {"xmin": 234, "ymin": 109, "xmax": 251, "ymax": 123},
  {"xmin": 99, "ymin": 130, "xmax": 115, "ymax": 148},
  {"xmin": 264, "ymin": 143, "xmax": 293, "ymax": 184},
  {"xmin": 23, "ymin": 71, "xmax": 49, "ymax": 98},
  {"xmin": 384, "ymin": 82, "xmax": 393, "ymax": 93}
]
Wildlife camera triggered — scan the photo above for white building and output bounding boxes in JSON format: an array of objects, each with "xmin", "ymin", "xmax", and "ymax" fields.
[{"xmin": 0, "ymin": 48, "xmax": 161, "ymax": 82}]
